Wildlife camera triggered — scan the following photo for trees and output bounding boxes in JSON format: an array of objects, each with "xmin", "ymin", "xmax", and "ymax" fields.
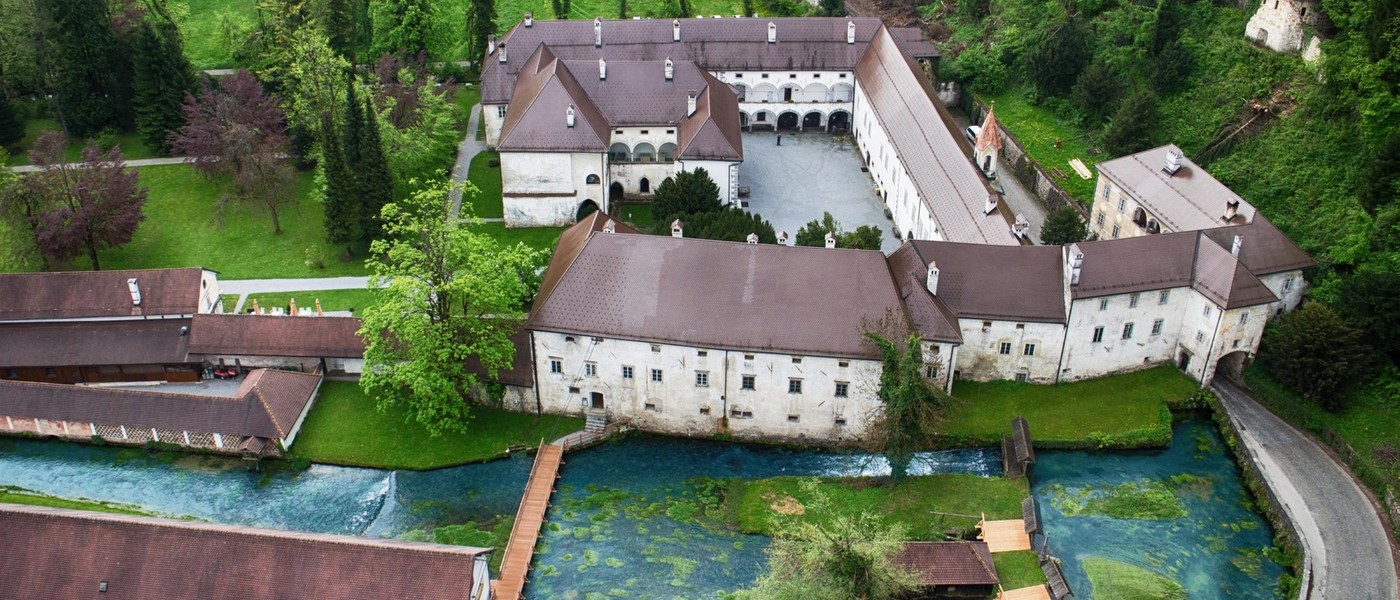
[
  {"xmin": 865, "ymin": 332, "xmax": 949, "ymax": 480},
  {"xmin": 795, "ymin": 212, "xmax": 883, "ymax": 250},
  {"xmin": 359, "ymin": 180, "xmax": 547, "ymax": 435},
  {"xmin": 171, "ymin": 70, "xmax": 295, "ymax": 234},
  {"xmin": 1101, "ymin": 89, "xmax": 1160, "ymax": 156},
  {"xmin": 1071, "ymin": 59, "xmax": 1125, "ymax": 123},
  {"xmin": 48, "ymin": 0, "xmax": 132, "ymax": 137},
  {"xmin": 651, "ymin": 168, "xmax": 722, "ymax": 224},
  {"xmin": 132, "ymin": 14, "xmax": 197, "ymax": 155},
  {"xmin": 279, "ymin": 27, "xmax": 350, "ymax": 147},
  {"xmin": 373, "ymin": 0, "xmax": 436, "ymax": 60},
  {"xmin": 818, "ymin": 0, "xmax": 846, "ymax": 17},
  {"xmin": 320, "ymin": 113, "xmax": 359, "ymax": 250},
  {"xmin": 1023, "ymin": 18, "xmax": 1090, "ymax": 98},
  {"xmin": 732, "ymin": 479, "xmax": 918, "ymax": 600},
  {"xmin": 1258, "ymin": 302, "xmax": 1378, "ymax": 412},
  {"xmin": 10, "ymin": 132, "xmax": 146, "ymax": 270},
  {"xmin": 685, "ymin": 206, "xmax": 778, "ymax": 243},
  {"xmin": 1039, "ymin": 205, "xmax": 1088, "ymax": 245},
  {"xmin": 0, "ymin": 84, "xmax": 23, "ymax": 149},
  {"xmin": 324, "ymin": 0, "xmax": 358, "ymax": 60},
  {"xmin": 465, "ymin": 0, "xmax": 497, "ymax": 65},
  {"xmin": 1333, "ymin": 271, "xmax": 1400, "ymax": 364}
]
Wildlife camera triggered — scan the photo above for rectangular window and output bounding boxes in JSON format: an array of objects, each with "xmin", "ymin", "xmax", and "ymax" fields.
[
  {"xmin": 787, "ymin": 414, "xmax": 801, "ymax": 423},
  {"xmin": 695, "ymin": 371, "xmax": 709, "ymax": 387},
  {"xmin": 735, "ymin": 73, "xmax": 743, "ymax": 78},
  {"xmin": 1024, "ymin": 343, "xmax": 1036, "ymax": 356},
  {"xmin": 651, "ymin": 344, "xmax": 661, "ymax": 352},
  {"xmin": 622, "ymin": 366, "xmax": 634, "ymax": 379},
  {"xmin": 1196, "ymin": 330, "xmax": 1206, "ymax": 343},
  {"xmin": 1151, "ymin": 319, "xmax": 1164, "ymax": 336},
  {"xmin": 549, "ymin": 358, "xmax": 562, "ymax": 374},
  {"xmin": 1122, "ymin": 322, "xmax": 1135, "ymax": 339},
  {"xmin": 666, "ymin": 129, "xmax": 674, "ymax": 134},
  {"xmin": 1092, "ymin": 326, "xmax": 1105, "ymax": 343},
  {"xmin": 788, "ymin": 379, "xmax": 803, "ymax": 394},
  {"xmin": 839, "ymin": 73, "xmax": 847, "ymax": 78},
  {"xmin": 791, "ymin": 356, "xmax": 803, "ymax": 364},
  {"xmin": 834, "ymin": 382, "xmax": 849, "ymax": 397},
  {"xmin": 645, "ymin": 402, "xmax": 658, "ymax": 411},
  {"xmin": 838, "ymin": 360, "xmax": 849, "ymax": 368},
  {"xmin": 1129, "ymin": 293, "xmax": 1140, "ymax": 308},
  {"xmin": 1203, "ymin": 305, "xmax": 1213, "ymax": 318},
  {"xmin": 744, "ymin": 353, "xmax": 755, "ymax": 361},
  {"xmin": 1159, "ymin": 290, "xmax": 1170, "ymax": 304},
  {"xmin": 1111, "ymin": 224, "xmax": 1120, "ymax": 239},
  {"xmin": 1095, "ymin": 211, "xmax": 1104, "ymax": 226},
  {"xmin": 650, "ymin": 369, "xmax": 663, "ymax": 382},
  {"xmin": 584, "ymin": 362, "xmax": 597, "ymax": 377},
  {"xmin": 761, "ymin": 73, "xmax": 769, "ymax": 78},
  {"xmin": 982, "ymin": 320, "xmax": 992, "ymax": 330},
  {"xmin": 834, "ymin": 416, "xmax": 848, "ymax": 426},
  {"xmin": 1239, "ymin": 313, "xmax": 1249, "ymax": 325},
  {"xmin": 1117, "ymin": 197, "xmax": 1126, "ymax": 212},
  {"xmin": 1099, "ymin": 298, "xmax": 1109, "ymax": 311},
  {"xmin": 1015, "ymin": 372, "xmax": 1028, "ymax": 382},
  {"xmin": 496, "ymin": 106, "xmax": 506, "ymax": 117},
  {"xmin": 999, "ymin": 342, "xmax": 1012, "ymax": 355},
  {"xmin": 741, "ymin": 375, "xmax": 755, "ymax": 390},
  {"xmin": 1284, "ymin": 277, "xmax": 1295, "ymax": 292},
  {"xmin": 1233, "ymin": 339, "xmax": 1241, "ymax": 348},
  {"xmin": 1102, "ymin": 183, "xmax": 1112, "ymax": 199}
]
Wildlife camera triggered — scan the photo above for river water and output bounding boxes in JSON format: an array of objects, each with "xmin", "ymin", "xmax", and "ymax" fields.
[{"xmin": 0, "ymin": 421, "xmax": 1281, "ymax": 598}]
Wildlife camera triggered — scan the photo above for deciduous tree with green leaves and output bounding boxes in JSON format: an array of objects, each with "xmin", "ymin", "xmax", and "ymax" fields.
[
  {"xmin": 865, "ymin": 330, "xmax": 949, "ymax": 480},
  {"xmin": 359, "ymin": 180, "xmax": 547, "ymax": 435},
  {"xmin": 795, "ymin": 212, "xmax": 882, "ymax": 250},
  {"xmin": 1039, "ymin": 205, "xmax": 1088, "ymax": 245},
  {"xmin": 1258, "ymin": 302, "xmax": 1378, "ymax": 412},
  {"xmin": 731, "ymin": 478, "xmax": 918, "ymax": 600}
]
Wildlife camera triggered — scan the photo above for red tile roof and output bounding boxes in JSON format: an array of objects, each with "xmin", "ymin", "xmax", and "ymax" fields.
[
  {"xmin": 903, "ymin": 240, "xmax": 1068, "ymax": 323},
  {"xmin": 0, "ymin": 268, "xmax": 206, "ymax": 322},
  {"xmin": 894, "ymin": 541, "xmax": 999, "ymax": 586},
  {"xmin": 0, "ymin": 504, "xmax": 490, "ymax": 600},
  {"xmin": 188, "ymin": 314, "xmax": 365, "ymax": 358}
]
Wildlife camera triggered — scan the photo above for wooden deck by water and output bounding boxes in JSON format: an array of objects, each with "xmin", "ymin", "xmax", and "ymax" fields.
[
  {"xmin": 492, "ymin": 443, "xmax": 564, "ymax": 600},
  {"xmin": 999, "ymin": 584, "xmax": 1052, "ymax": 600},
  {"xmin": 979, "ymin": 518, "xmax": 1032, "ymax": 552}
]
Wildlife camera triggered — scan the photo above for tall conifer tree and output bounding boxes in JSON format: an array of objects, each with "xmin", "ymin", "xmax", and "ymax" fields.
[
  {"xmin": 466, "ymin": 0, "xmax": 497, "ymax": 67},
  {"xmin": 321, "ymin": 112, "xmax": 360, "ymax": 250},
  {"xmin": 0, "ymin": 83, "xmax": 23, "ymax": 149},
  {"xmin": 325, "ymin": 0, "xmax": 357, "ymax": 61},
  {"xmin": 358, "ymin": 95, "xmax": 393, "ymax": 241},
  {"xmin": 133, "ymin": 17, "xmax": 196, "ymax": 155},
  {"xmin": 48, "ymin": 0, "xmax": 129, "ymax": 136}
]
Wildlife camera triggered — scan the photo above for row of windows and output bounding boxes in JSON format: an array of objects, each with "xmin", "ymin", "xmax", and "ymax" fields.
[
  {"xmin": 732, "ymin": 72, "xmax": 850, "ymax": 79},
  {"xmin": 997, "ymin": 342, "xmax": 1037, "ymax": 356},
  {"xmin": 550, "ymin": 359, "xmax": 847, "ymax": 396},
  {"xmin": 1090, "ymin": 319, "xmax": 1164, "ymax": 342},
  {"xmin": 1097, "ymin": 291, "xmax": 1171, "ymax": 312}
]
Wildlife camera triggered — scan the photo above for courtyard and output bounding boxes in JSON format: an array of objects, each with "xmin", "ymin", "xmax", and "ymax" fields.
[{"xmin": 737, "ymin": 130, "xmax": 901, "ymax": 253}]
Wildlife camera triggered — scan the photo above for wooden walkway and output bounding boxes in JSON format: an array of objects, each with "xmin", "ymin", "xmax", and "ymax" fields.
[
  {"xmin": 492, "ymin": 443, "xmax": 564, "ymax": 600},
  {"xmin": 979, "ymin": 518, "xmax": 1032, "ymax": 552},
  {"xmin": 1000, "ymin": 584, "xmax": 1052, "ymax": 600}
]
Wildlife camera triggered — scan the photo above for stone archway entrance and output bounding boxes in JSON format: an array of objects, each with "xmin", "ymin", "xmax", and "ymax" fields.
[
  {"xmin": 777, "ymin": 112, "xmax": 799, "ymax": 131},
  {"xmin": 1215, "ymin": 351, "xmax": 1250, "ymax": 383},
  {"xmin": 802, "ymin": 111, "xmax": 822, "ymax": 130},
  {"xmin": 828, "ymin": 110, "xmax": 850, "ymax": 134},
  {"xmin": 576, "ymin": 199, "xmax": 599, "ymax": 221},
  {"xmin": 609, "ymin": 181, "xmax": 624, "ymax": 204}
]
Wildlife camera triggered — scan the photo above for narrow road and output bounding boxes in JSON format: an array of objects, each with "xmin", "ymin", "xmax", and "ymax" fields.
[
  {"xmin": 1214, "ymin": 379, "xmax": 1398, "ymax": 600},
  {"xmin": 7, "ymin": 156, "xmax": 192, "ymax": 172},
  {"xmin": 448, "ymin": 103, "xmax": 486, "ymax": 219},
  {"xmin": 947, "ymin": 108, "xmax": 1047, "ymax": 244}
]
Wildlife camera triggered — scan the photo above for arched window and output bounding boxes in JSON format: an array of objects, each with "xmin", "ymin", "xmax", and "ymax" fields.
[
  {"xmin": 633, "ymin": 143, "xmax": 655, "ymax": 162},
  {"xmin": 609, "ymin": 143, "xmax": 630, "ymax": 162},
  {"xmin": 640, "ymin": 177, "xmax": 651, "ymax": 193},
  {"xmin": 658, "ymin": 143, "xmax": 677, "ymax": 161},
  {"xmin": 801, "ymin": 82, "xmax": 827, "ymax": 103},
  {"xmin": 1132, "ymin": 207, "xmax": 1148, "ymax": 227},
  {"xmin": 831, "ymin": 83, "xmax": 854, "ymax": 102},
  {"xmin": 751, "ymin": 83, "xmax": 778, "ymax": 103},
  {"xmin": 585, "ymin": 174, "xmax": 600, "ymax": 184}
]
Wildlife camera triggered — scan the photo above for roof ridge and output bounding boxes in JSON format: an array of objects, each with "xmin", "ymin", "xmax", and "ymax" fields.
[{"xmin": 0, "ymin": 379, "xmax": 249, "ymax": 405}]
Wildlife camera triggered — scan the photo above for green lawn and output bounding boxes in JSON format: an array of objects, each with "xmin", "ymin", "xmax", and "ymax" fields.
[
  {"xmin": 464, "ymin": 151, "xmax": 504, "ymax": 218},
  {"xmin": 975, "ymin": 87, "xmax": 1099, "ymax": 205},
  {"xmin": 730, "ymin": 475, "xmax": 1028, "ymax": 540},
  {"xmin": 0, "ymin": 486, "xmax": 155, "ymax": 516},
  {"xmin": 5, "ymin": 118, "xmax": 159, "ymax": 166},
  {"xmin": 96, "ymin": 165, "xmax": 369, "ymax": 279},
  {"xmin": 993, "ymin": 551, "xmax": 1047, "ymax": 590},
  {"xmin": 242, "ymin": 288, "xmax": 381, "ymax": 314},
  {"xmin": 176, "ymin": 0, "xmax": 259, "ymax": 69},
  {"xmin": 473, "ymin": 222, "xmax": 566, "ymax": 252},
  {"xmin": 218, "ymin": 294, "xmax": 241, "ymax": 312},
  {"xmin": 1083, "ymin": 557, "xmax": 1187, "ymax": 600},
  {"xmin": 288, "ymin": 381, "xmax": 585, "ymax": 470},
  {"xmin": 941, "ymin": 366, "xmax": 1198, "ymax": 449}
]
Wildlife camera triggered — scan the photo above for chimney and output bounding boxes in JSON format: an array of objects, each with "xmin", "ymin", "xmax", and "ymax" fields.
[
  {"xmin": 746, "ymin": 233, "xmax": 759, "ymax": 244},
  {"xmin": 847, "ymin": 21, "xmax": 856, "ymax": 44},
  {"xmin": 524, "ymin": 12, "xmax": 533, "ymax": 26},
  {"xmin": 686, "ymin": 90, "xmax": 697, "ymax": 116},
  {"xmin": 599, "ymin": 58, "xmax": 607, "ymax": 80},
  {"xmin": 594, "ymin": 18, "xmax": 602, "ymax": 47},
  {"xmin": 983, "ymin": 194, "xmax": 998, "ymax": 215},
  {"xmin": 767, "ymin": 22, "xmax": 776, "ymax": 44},
  {"xmin": 926, "ymin": 261, "xmax": 940, "ymax": 295},
  {"xmin": 824, "ymin": 232, "xmax": 837, "ymax": 248},
  {"xmin": 251, "ymin": 298, "xmax": 261, "ymax": 314},
  {"xmin": 1231, "ymin": 234, "xmax": 1243, "ymax": 258},
  {"xmin": 289, "ymin": 297, "xmax": 297, "ymax": 315},
  {"xmin": 673, "ymin": 19, "xmax": 681, "ymax": 41},
  {"xmin": 1069, "ymin": 247, "xmax": 1084, "ymax": 286},
  {"xmin": 778, "ymin": 230, "xmax": 789, "ymax": 244},
  {"xmin": 127, "ymin": 278, "xmax": 141, "ymax": 306},
  {"xmin": 1162, "ymin": 148, "xmax": 1183, "ymax": 176},
  {"xmin": 314, "ymin": 298, "xmax": 324, "ymax": 316},
  {"xmin": 498, "ymin": 43, "xmax": 506, "ymax": 63},
  {"xmin": 603, "ymin": 219, "xmax": 616, "ymax": 233},
  {"xmin": 487, "ymin": 34, "xmax": 496, "ymax": 55},
  {"xmin": 1223, "ymin": 200, "xmax": 1240, "ymax": 221},
  {"xmin": 566, "ymin": 104, "xmax": 576, "ymax": 128},
  {"xmin": 671, "ymin": 219, "xmax": 684, "ymax": 237},
  {"xmin": 664, "ymin": 58, "xmax": 674, "ymax": 81}
]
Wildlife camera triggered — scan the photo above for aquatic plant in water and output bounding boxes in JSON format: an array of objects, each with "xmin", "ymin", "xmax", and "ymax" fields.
[{"xmin": 1047, "ymin": 479, "xmax": 1187, "ymax": 520}]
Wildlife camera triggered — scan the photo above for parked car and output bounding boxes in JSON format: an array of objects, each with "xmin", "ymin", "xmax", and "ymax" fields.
[{"xmin": 965, "ymin": 125, "xmax": 981, "ymax": 143}]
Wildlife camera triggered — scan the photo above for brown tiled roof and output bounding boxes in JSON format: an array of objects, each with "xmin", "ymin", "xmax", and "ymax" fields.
[
  {"xmin": 855, "ymin": 28, "xmax": 1013, "ymax": 245},
  {"xmin": 890, "ymin": 27, "xmax": 940, "ymax": 58},
  {"xmin": 529, "ymin": 231, "xmax": 907, "ymax": 358},
  {"xmin": 188, "ymin": 314, "xmax": 365, "ymax": 358},
  {"xmin": 0, "ymin": 369, "xmax": 320, "ymax": 440},
  {"xmin": 563, "ymin": 59, "xmax": 709, "ymax": 125},
  {"xmin": 498, "ymin": 45, "xmax": 611, "ymax": 152},
  {"xmin": 1071, "ymin": 231, "xmax": 1280, "ymax": 309},
  {"xmin": 903, "ymin": 241, "xmax": 1067, "ymax": 323},
  {"xmin": 534, "ymin": 212, "xmax": 639, "ymax": 312},
  {"xmin": 886, "ymin": 244, "xmax": 962, "ymax": 343},
  {"xmin": 0, "ymin": 319, "xmax": 193, "ymax": 367},
  {"xmin": 465, "ymin": 329, "xmax": 535, "ymax": 388},
  {"xmin": 1097, "ymin": 144, "xmax": 1255, "ymax": 232},
  {"xmin": 1199, "ymin": 218, "xmax": 1315, "ymax": 275},
  {"xmin": 484, "ymin": 17, "xmax": 887, "ymax": 104},
  {"xmin": 677, "ymin": 73, "xmax": 743, "ymax": 161},
  {"xmin": 0, "ymin": 268, "xmax": 205, "ymax": 321},
  {"xmin": 0, "ymin": 504, "xmax": 489, "ymax": 600},
  {"xmin": 894, "ymin": 541, "xmax": 999, "ymax": 586}
]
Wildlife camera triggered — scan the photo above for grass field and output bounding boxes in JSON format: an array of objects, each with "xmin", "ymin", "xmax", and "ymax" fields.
[
  {"xmin": 729, "ymin": 474, "xmax": 1027, "ymax": 540},
  {"xmin": 288, "ymin": 381, "xmax": 585, "ymax": 470},
  {"xmin": 473, "ymin": 222, "xmax": 566, "ymax": 252},
  {"xmin": 464, "ymin": 151, "xmax": 504, "ymax": 218},
  {"xmin": 975, "ymin": 87, "xmax": 1099, "ymax": 205},
  {"xmin": 5, "ymin": 118, "xmax": 159, "ymax": 166},
  {"xmin": 97, "ymin": 165, "xmax": 370, "ymax": 279},
  {"xmin": 941, "ymin": 366, "xmax": 1198, "ymax": 448},
  {"xmin": 242, "ymin": 288, "xmax": 381, "ymax": 314},
  {"xmin": 993, "ymin": 551, "xmax": 1047, "ymax": 590},
  {"xmin": 175, "ymin": 0, "xmax": 259, "ymax": 69}
]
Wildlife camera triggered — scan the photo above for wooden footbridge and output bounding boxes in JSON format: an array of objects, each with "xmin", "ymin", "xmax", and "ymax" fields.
[{"xmin": 492, "ymin": 441, "xmax": 563, "ymax": 600}]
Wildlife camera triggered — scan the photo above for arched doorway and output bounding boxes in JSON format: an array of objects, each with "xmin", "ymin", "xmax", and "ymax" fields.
[
  {"xmin": 1216, "ymin": 351, "xmax": 1250, "ymax": 382},
  {"xmin": 829, "ymin": 111, "xmax": 850, "ymax": 134},
  {"xmin": 777, "ymin": 112, "xmax": 799, "ymax": 131},
  {"xmin": 802, "ymin": 111, "xmax": 822, "ymax": 130},
  {"xmin": 609, "ymin": 181, "xmax": 624, "ymax": 203},
  {"xmin": 576, "ymin": 199, "xmax": 599, "ymax": 221},
  {"xmin": 739, "ymin": 112, "xmax": 750, "ymax": 129}
]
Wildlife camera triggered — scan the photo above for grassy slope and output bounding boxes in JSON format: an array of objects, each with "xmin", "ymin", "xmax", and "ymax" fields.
[
  {"xmin": 992, "ymin": 551, "xmax": 1046, "ymax": 590},
  {"xmin": 731, "ymin": 475, "xmax": 1027, "ymax": 539},
  {"xmin": 176, "ymin": 0, "xmax": 260, "ymax": 69},
  {"xmin": 941, "ymin": 366, "xmax": 1197, "ymax": 446},
  {"xmin": 98, "ymin": 165, "xmax": 369, "ymax": 279},
  {"xmin": 976, "ymin": 87, "xmax": 1098, "ymax": 203},
  {"xmin": 289, "ymin": 381, "xmax": 585, "ymax": 470},
  {"xmin": 472, "ymin": 222, "xmax": 566, "ymax": 252},
  {"xmin": 242, "ymin": 288, "xmax": 381, "ymax": 314}
]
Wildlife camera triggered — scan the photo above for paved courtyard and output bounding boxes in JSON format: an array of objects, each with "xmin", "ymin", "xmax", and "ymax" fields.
[{"xmin": 738, "ymin": 131, "xmax": 901, "ymax": 253}]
